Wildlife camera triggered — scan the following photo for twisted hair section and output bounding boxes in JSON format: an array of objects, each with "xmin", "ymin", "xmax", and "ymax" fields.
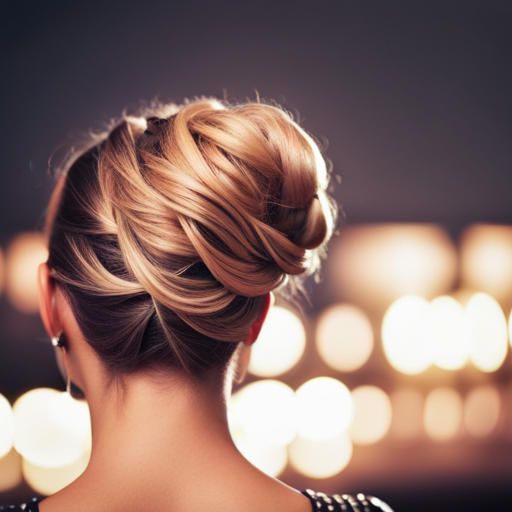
[{"xmin": 47, "ymin": 98, "xmax": 336, "ymax": 375}]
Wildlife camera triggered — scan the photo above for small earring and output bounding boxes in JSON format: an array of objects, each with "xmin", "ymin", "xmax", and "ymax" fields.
[{"xmin": 51, "ymin": 332, "xmax": 66, "ymax": 348}]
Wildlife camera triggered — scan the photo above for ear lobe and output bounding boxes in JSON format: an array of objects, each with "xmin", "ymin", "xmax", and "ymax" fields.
[
  {"xmin": 244, "ymin": 292, "xmax": 273, "ymax": 346},
  {"xmin": 38, "ymin": 263, "xmax": 56, "ymax": 338}
]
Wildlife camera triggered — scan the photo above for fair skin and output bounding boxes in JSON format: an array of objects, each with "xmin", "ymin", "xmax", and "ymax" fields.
[{"xmin": 37, "ymin": 263, "xmax": 312, "ymax": 512}]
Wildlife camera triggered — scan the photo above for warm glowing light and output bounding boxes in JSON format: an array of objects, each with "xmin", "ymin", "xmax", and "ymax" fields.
[
  {"xmin": 288, "ymin": 432, "xmax": 353, "ymax": 479},
  {"xmin": 348, "ymin": 386, "xmax": 392, "ymax": 445},
  {"xmin": 294, "ymin": 377, "xmax": 353, "ymax": 441},
  {"xmin": 23, "ymin": 450, "xmax": 90, "ymax": 495},
  {"xmin": 382, "ymin": 296, "xmax": 434, "ymax": 375},
  {"xmin": 234, "ymin": 438, "xmax": 287, "ymax": 477},
  {"xmin": 465, "ymin": 293, "xmax": 508, "ymax": 372},
  {"xmin": 316, "ymin": 304, "xmax": 374, "ymax": 372},
  {"xmin": 461, "ymin": 224, "xmax": 512, "ymax": 301},
  {"xmin": 0, "ymin": 394, "xmax": 14, "ymax": 458},
  {"xmin": 5, "ymin": 232, "xmax": 48, "ymax": 314},
  {"xmin": 0, "ymin": 449, "xmax": 23, "ymax": 492},
  {"xmin": 424, "ymin": 388, "xmax": 462, "ymax": 441},
  {"xmin": 248, "ymin": 306, "xmax": 306, "ymax": 377},
  {"xmin": 0, "ymin": 247, "xmax": 4, "ymax": 297},
  {"xmin": 464, "ymin": 385, "xmax": 501, "ymax": 438},
  {"xmin": 430, "ymin": 296, "xmax": 469, "ymax": 370},
  {"xmin": 229, "ymin": 380, "xmax": 295, "ymax": 447},
  {"xmin": 510, "ymin": 309, "xmax": 512, "ymax": 349},
  {"xmin": 329, "ymin": 224, "xmax": 457, "ymax": 309},
  {"xmin": 390, "ymin": 389, "xmax": 424, "ymax": 441},
  {"xmin": 13, "ymin": 388, "xmax": 91, "ymax": 468}
]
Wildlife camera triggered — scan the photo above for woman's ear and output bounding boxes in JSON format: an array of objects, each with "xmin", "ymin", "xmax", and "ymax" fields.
[
  {"xmin": 38, "ymin": 262, "xmax": 57, "ymax": 337},
  {"xmin": 244, "ymin": 292, "xmax": 274, "ymax": 346}
]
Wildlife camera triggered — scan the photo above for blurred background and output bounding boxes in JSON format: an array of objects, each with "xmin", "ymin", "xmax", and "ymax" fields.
[{"xmin": 1, "ymin": 0, "xmax": 512, "ymax": 510}]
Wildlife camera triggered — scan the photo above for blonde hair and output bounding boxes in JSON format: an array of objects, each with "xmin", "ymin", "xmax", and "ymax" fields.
[{"xmin": 47, "ymin": 97, "xmax": 336, "ymax": 375}]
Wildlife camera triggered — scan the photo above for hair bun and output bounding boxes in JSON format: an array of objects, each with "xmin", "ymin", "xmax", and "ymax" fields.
[{"xmin": 98, "ymin": 99, "xmax": 335, "ymax": 334}]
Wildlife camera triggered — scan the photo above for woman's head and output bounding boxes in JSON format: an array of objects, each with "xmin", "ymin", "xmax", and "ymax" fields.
[{"xmin": 43, "ymin": 97, "xmax": 336, "ymax": 378}]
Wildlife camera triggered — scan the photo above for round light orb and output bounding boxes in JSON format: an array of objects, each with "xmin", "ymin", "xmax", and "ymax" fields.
[
  {"xmin": 465, "ymin": 293, "xmax": 508, "ymax": 372},
  {"xmin": 390, "ymin": 389, "xmax": 424, "ymax": 441},
  {"xmin": 316, "ymin": 304, "xmax": 374, "ymax": 372},
  {"xmin": 424, "ymin": 388, "xmax": 462, "ymax": 441},
  {"xmin": 0, "ymin": 247, "xmax": 4, "ymax": 297},
  {"xmin": 509, "ymin": 309, "xmax": 512, "ymax": 349},
  {"xmin": 461, "ymin": 224, "xmax": 512, "ymax": 302},
  {"xmin": 288, "ymin": 432, "xmax": 353, "ymax": 479},
  {"xmin": 5, "ymin": 232, "xmax": 48, "ymax": 314},
  {"xmin": 382, "ymin": 296, "xmax": 435, "ymax": 375},
  {"xmin": 464, "ymin": 385, "xmax": 501, "ymax": 438},
  {"xmin": 294, "ymin": 377, "xmax": 353, "ymax": 441},
  {"xmin": 348, "ymin": 386, "xmax": 392, "ymax": 445},
  {"xmin": 234, "ymin": 437, "xmax": 288, "ymax": 477},
  {"xmin": 0, "ymin": 394, "xmax": 14, "ymax": 458},
  {"xmin": 329, "ymin": 224, "xmax": 457, "ymax": 310},
  {"xmin": 430, "ymin": 296, "xmax": 469, "ymax": 370},
  {"xmin": 13, "ymin": 388, "xmax": 91, "ymax": 468},
  {"xmin": 23, "ymin": 449, "xmax": 90, "ymax": 496},
  {"xmin": 0, "ymin": 449, "xmax": 23, "ymax": 492},
  {"xmin": 229, "ymin": 380, "xmax": 295, "ymax": 447},
  {"xmin": 248, "ymin": 306, "xmax": 306, "ymax": 377}
]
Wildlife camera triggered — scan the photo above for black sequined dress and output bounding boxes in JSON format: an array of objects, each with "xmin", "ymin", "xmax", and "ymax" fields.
[
  {"xmin": 301, "ymin": 489, "xmax": 393, "ymax": 511},
  {"xmin": 2, "ymin": 491, "xmax": 393, "ymax": 512}
]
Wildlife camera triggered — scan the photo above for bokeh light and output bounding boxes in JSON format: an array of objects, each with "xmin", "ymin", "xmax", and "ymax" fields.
[
  {"xmin": 0, "ymin": 393, "xmax": 14, "ymax": 458},
  {"xmin": 23, "ymin": 449, "xmax": 90, "ymax": 495},
  {"xmin": 509, "ymin": 308, "xmax": 512, "ymax": 349},
  {"xmin": 430, "ymin": 296, "xmax": 469, "ymax": 370},
  {"xmin": 288, "ymin": 432, "xmax": 353, "ymax": 479},
  {"xmin": 0, "ymin": 247, "xmax": 4, "ymax": 297},
  {"xmin": 424, "ymin": 388, "xmax": 463, "ymax": 441},
  {"xmin": 229, "ymin": 380, "xmax": 295, "ymax": 446},
  {"xmin": 465, "ymin": 293, "xmax": 508, "ymax": 372},
  {"xmin": 248, "ymin": 306, "xmax": 306, "ymax": 377},
  {"xmin": 0, "ymin": 449, "xmax": 23, "ymax": 492},
  {"xmin": 13, "ymin": 388, "xmax": 91, "ymax": 468},
  {"xmin": 5, "ymin": 232, "xmax": 48, "ymax": 314},
  {"xmin": 390, "ymin": 389, "xmax": 424, "ymax": 441},
  {"xmin": 294, "ymin": 377, "xmax": 353, "ymax": 441},
  {"xmin": 329, "ymin": 224, "xmax": 457, "ymax": 310},
  {"xmin": 348, "ymin": 386, "xmax": 392, "ymax": 445},
  {"xmin": 382, "ymin": 296, "xmax": 435, "ymax": 375},
  {"xmin": 233, "ymin": 438, "xmax": 288, "ymax": 477},
  {"xmin": 316, "ymin": 304, "xmax": 374, "ymax": 372},
  {"xmin": 464, "ymin": 385, "xmax": 501, "ymax": 438},
  {"xmin": 461, "ymin": 224, "xmax": 512, "ymax": 301}
]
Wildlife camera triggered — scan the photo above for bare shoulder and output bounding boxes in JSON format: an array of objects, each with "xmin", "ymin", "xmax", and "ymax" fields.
[{"xmin": 302, "ymin": 489, "xmax": 394, "ymax": 512}]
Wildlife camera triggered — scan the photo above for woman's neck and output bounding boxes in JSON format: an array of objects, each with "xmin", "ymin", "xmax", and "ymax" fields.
[
  {"xmin": 39, "ymin": 370, "xmax": 310, "ymax": 512},
  {"xmin": 87, "ymin": 370, "xmax": 232, "ymax": 458}
]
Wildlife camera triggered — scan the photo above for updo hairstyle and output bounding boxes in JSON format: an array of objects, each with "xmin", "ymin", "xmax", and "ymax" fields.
[{"xmin": 47, "ymin": 98, "xmax": 335, "ymax": 376}]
